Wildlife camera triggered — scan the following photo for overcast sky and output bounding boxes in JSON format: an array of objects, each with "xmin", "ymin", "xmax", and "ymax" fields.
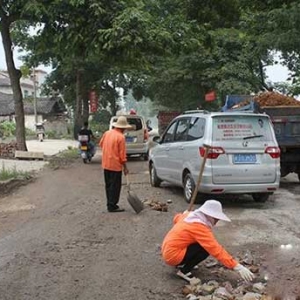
[{"xmin": 0, "ymin": 36, "xmax": 290, "ymax": 83}]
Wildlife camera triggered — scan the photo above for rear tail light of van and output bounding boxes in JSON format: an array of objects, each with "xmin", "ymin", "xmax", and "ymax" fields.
[
  {"xmin": 199, "ymin": 146, "xmax": 225, "ymax": 159},
  {"xmin": 265, "ymin": 146, "xmax": 280, "ymax": 159},
  {"xmin": 143, "ymin": 129, "xmax": 149, "ymax": 142}
]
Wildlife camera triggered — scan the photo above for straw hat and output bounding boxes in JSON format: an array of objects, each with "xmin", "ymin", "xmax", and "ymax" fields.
[
  {"xmin": 112, "ymin": 116, "xmax": 132, "ymax": 129},
  {"xmin": 198, "ymin": 200, "xmax": 231, "ymax": 222}
]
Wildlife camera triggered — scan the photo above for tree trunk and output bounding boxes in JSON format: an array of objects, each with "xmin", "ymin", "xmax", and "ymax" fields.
[
  {"xmin": 259, "ymin": 60, "xmax": 271, "ymax": 91},
  {"xmin": 73, "ymin": 69, "xmax": 83, "ymax": 139},
  {"xmin": 0, "ymin": 17, "xmax": 27, "ymax": 151},
  {"xmin": 82, "ymin": 90, "xmax": 89, "ymax": 124}
]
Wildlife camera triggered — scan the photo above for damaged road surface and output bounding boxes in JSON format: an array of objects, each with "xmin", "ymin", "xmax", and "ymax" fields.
[{"xmin": 0, "ymin": 156, "xmax": 299, "ymax": 300}]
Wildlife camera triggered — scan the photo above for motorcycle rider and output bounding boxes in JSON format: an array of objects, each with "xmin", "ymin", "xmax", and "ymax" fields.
[{"xmin": 78, "ymin": 121, "xmax": 95, "ymax": 155}]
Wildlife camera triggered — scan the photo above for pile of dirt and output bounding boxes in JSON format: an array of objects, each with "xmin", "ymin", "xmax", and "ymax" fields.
[
  {"xmin": 254, "ymin": 92, "xmax": 300, "ymax": 107},
  {"xmin": 144, "ymin": 199, "xmax": 168, "ymax": 211}
]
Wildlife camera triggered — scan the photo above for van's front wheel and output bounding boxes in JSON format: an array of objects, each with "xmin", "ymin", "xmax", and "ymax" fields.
[
  {"xmin": 183, "ymin": 173, "xmax": 195, "ymax": 203},
  {"xmin": 150, "ymin": 163, "xmax": 161, "ymax": 187},
  {"xmin": 252, "ymin": 193, "xmax": 270, "ymax": 203}
]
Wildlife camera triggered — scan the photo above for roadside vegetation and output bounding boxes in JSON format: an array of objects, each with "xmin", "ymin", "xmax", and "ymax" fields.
[
  {"xmin": 0, "ymin": 121, "xmax": 16, "ymax": 138},
  {"xmin": 58, "ymin": 147, "xmax": 79, "ymax": 159},
  {"xmin": 47, "ymin": 147, "xmax": 80, "ymax": 170},
  {"xmin": 0, "ymin": 121, "xmax": 36, "ymax": 140},
  {"xmin": 0, "ymin": 163, "xmax": 31, "ymax": 182}
]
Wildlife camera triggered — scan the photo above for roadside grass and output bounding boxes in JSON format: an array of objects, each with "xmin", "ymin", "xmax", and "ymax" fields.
[
  {"xmin": 58, "ymin": 146, "xmax": 79, "ymax": 159},
  {"xmin": 0, "ymin": 163, "xmax": 31, "ymax": 181},
  {"xmin": 47, "ymin": 147, "xmax": 80, "ymax": 170}
]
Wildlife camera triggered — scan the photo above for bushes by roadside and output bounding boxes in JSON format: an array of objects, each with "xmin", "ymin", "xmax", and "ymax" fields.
[{"xmin": 0, "ymin": 121, "xmax": 16, "ymax": 138}]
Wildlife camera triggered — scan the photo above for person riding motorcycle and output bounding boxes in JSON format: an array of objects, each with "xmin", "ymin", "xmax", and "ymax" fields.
[{"xmin": 78, "ymin": 122, "xmax": 95, "ymax": 155}]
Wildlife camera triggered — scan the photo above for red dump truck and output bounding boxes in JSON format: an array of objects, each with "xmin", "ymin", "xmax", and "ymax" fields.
[{"xmin": 157, "ymin": 111, "xmax": 180, "ymax": 135}]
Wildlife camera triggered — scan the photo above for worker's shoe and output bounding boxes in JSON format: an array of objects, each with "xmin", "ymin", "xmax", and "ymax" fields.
[
  {"xmin": 176, "ymin": 264, "xmax": 198, "ymax": 271},
  {"xmin": 108, "ymin": 208, "xmax": 125, "ymax": 213},
  {"xmin": 176, "ymin": 270, "xmax": 193, "ymax": 282}
]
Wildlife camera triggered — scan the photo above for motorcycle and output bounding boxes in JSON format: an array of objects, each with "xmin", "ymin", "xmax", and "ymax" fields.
[
  {"xmin": 78, "ymin": 135, "xmax": 94, "ymax": 163},
  {"xmin": 35, "ymin": 123, "xmax": 45, "ymax": 142}
]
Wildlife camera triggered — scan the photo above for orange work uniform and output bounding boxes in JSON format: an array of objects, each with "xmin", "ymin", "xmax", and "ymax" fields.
[
  {"xmin": 161, "ymin": 213, "xmax": 238, "ymax": 269},
  {"xmin": 99, "ymin": 128, "xmax": 127, "ymax": 171}
]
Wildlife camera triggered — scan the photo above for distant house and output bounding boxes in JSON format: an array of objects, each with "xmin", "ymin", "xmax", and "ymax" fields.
[
  {"xmin": 0, "ymin": 92, "xmax": 69, "ymax": 134},
  {"xmin": 0, "ymin": 92, "xmax": 14, "ymax": 121},
  {"xmin": 0, "ymin": 69, "xmax": 47, "ymax": 98}
]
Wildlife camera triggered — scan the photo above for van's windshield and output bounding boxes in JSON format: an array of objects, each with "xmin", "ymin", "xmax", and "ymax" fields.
[{"xmin": 212, "ymin": 115, "xmax": 273, "ymax": 142}]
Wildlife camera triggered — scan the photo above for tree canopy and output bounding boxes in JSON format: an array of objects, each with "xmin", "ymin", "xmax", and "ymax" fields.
[{"xmin": 2, "ymin": 0, "xmax": 300, "ymax": 142}]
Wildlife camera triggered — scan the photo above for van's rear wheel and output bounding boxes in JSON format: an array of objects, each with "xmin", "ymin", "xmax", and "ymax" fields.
[
  {"xmin": 280, "ymin": 166, "xmax": 289, "ymax": 177},
  {"xmin": 183, "ymin": 173, "xmax": 196, "ymax": 203},
  {"xmin": 150, "ymin": 163, "xmax": 161, "ymax": 187},
  {"xmin": 252, "ymin": 193, "xmax": 270, "ymax": 203}
]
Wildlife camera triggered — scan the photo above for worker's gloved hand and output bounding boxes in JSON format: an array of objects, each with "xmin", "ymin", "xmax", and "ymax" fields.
[{"xmin": 233, "ymin": 264, "xmax": 255, "ymax": 282}]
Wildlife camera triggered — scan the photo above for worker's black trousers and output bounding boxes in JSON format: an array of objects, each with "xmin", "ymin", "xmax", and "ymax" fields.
[
  {"xmin": 104, "ymin": 169, "xmax": 122, "ymax": 211},
  {"xmin": 178, "ymin": 243, "xmax": 209, "ymax": 274}
]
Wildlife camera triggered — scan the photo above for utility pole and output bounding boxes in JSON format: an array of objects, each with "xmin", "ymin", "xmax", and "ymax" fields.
[{"xmin": 33, "ymin": 68, "xmax": 38, "ymax": 124}]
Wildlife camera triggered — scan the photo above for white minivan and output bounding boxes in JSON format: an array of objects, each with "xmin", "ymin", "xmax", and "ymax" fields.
[
  {"xmin": 149, "ymin": 110, "xmax": 280, "ymax": 202},
  {"xmin": 110, "ymin": 114, "xmax": 149, "ymax": 160}
]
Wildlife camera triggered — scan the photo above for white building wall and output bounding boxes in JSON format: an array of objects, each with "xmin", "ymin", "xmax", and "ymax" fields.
[
  {"xmin": 0, "ymin": 69, "xmax": 48, "ymax": 98},
  {"xmin": 24, "ymin": 115, "xmax": 43, "ymax": 131}
]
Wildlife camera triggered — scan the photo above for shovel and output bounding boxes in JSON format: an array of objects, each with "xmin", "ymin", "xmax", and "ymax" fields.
[
  {"xmin": 126, "ymin": 174, "xmax": 144, "ymax": 214},
  {"xmin": 187, "ymin": 144, "xmax": 211, "ymax": 212}
]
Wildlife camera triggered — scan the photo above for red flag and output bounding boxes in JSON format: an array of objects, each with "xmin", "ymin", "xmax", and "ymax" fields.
[
  {"xmin": 205, "ymin": 91, "xmax": 216, "ymax": 102},
  {"xmin": 89, "ymin": 90, "xmax": 98, "ymax": 113}
]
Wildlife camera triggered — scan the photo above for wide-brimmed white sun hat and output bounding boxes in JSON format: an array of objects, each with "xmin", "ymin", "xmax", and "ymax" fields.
[
  {"xmin": 198, "ymin": 200, "xmax": 231, "ymax": 222},
  {"xmin": 112, "ymin": 116, "xmax": 132, "ymax": 129}
]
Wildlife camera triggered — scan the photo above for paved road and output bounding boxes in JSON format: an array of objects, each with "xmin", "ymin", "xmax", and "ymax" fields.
[
  {"xmin": 26, "ymin": 139, "xmax": 79, "ymax": 156},
  {"xmin": 0, "ymin": 157, "xmax": 299, "ymax": 299},
  {"xmin": 0, "ymin": 139, "xmax": 79, "ymax": 173}
]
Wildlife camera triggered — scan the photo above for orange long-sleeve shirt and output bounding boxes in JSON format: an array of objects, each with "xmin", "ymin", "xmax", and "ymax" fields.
[
  {"xmin": 99, "ymin": 128, "xmax": 127, "ymax": 171},
  {"xmin": 161, "ymin": 213, "xmax": 238, "ymax": 269}
]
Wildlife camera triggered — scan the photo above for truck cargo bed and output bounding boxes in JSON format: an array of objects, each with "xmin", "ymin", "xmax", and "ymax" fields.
[{"xmin": 261, "ymin": 106, "xmax": 300, "ymax": 116}]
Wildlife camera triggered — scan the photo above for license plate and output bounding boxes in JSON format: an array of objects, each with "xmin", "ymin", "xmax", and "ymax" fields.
[
  {"xmin": 126, "ymin": 136, "xmax": 134, "ymax": 143},
  {"xmin": 233, "ymin": 154, "xmax": 257, "ymax": 164},
  {"xmin": 81, "ymin": 146, "xmax": 88, "ymax": 150}
]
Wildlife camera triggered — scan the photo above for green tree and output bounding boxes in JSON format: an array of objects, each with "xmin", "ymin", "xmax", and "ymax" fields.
[
  {"xmin": 0, "ymin": 0, "xmax": 29, "ymax": 150},
  {"xmin": 16, "ymin": 0, "xmax": 170, "ymax": 137}
]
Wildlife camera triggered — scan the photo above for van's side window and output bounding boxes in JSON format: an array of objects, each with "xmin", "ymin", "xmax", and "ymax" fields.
[
  {"xmin": 162, "ymin": 121, "xmax": 177, "ymax": 143},
  {"xmin": 174, "ymin": 118, "xmax": 190, "ymax": 142},
  {"xmin": 187, "ymin": 117, "xmax": 205, "ymax": 141}
]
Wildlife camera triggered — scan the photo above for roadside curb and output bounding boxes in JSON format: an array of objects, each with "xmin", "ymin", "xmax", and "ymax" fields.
[{"xmin": 0, "ymin": 176, "xmax": 35, "ymax": 198}]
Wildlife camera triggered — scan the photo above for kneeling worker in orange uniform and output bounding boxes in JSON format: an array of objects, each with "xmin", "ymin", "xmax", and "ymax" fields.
[{"xmin": 161, "ymin": 200, "xmax": 254, "ymax": 282}]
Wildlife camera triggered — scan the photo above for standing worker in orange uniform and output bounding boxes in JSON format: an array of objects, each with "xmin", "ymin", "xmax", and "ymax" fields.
[
  {"xmin": 99, "ymin": 116, "xmax": 132, "ymax": 212},
  {"xmin": 161, "ymin": 200, "xmax": 255, "ymax": 282}
]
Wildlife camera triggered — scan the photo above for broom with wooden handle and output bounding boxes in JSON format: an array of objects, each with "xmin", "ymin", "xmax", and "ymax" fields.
[{"xmin": 187, "ymin": 144, "xmax": 211, "ymax": 212}]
